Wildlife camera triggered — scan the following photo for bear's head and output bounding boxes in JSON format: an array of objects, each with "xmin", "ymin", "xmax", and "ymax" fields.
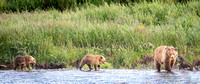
[
  {"xmin": 100, "ymin": 56, "xmax": 106, "ymax": 64},
  {"xmin": 28, "ymin": 56, "xmax": 36, "ymax": 64},
  {"xmin": 166, "ymin": 47, "xmax": 178, "ymax": 60}
]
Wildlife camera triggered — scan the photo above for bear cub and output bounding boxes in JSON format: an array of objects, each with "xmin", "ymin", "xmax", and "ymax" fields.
[
  {"xmin": 14, "ymin": 56, "xmax": 36, "ymax": 70},
  {"xmin": 79, "ymin": 55, "xmax": 106, "ymax": 71}
]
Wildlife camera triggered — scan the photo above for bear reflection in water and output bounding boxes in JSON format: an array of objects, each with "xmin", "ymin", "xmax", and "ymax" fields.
[{"xmin": 79, "ymin": 54, "xmax": 106, "ymax": 71}]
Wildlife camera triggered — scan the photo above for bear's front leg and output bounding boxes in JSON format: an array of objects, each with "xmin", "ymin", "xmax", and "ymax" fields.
[
  {"xmin": 26, "ymin": 64, "xmax": 31, "ymax": 70},
  {"xmin": 165, "ymin": 59, "xmax": 172, "ymax": 72},
  {"xmin": 98, "ymin": 65, "xmax": 100, "ymax": 70},
  {"xmin": 87, "ymin": 64, "xmax": 92, "ymax": 71},
  {"xmin": 94, "ymin": 64, "xmax": 98, "ymax": 71},
  {"xmin": 170, "ymin": 59, "xmax": 175, "ymax": 69}
]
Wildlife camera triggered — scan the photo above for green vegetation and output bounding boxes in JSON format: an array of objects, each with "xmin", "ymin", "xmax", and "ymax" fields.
[
  {"xmin": 0, "ymin": 1, "xmax": 200, "ymax": 69},
  {"xmin": 82, "ymin": 63, "xmax": 113, "ymax": 69},
  {"xmin": 0, "ymin": 0, "xmax": 195, "ymax": 12}
]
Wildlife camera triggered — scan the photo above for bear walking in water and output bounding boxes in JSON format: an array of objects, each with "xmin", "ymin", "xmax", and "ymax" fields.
[
  {"xmin": 79, "ymin": 55, "xmax": 106, "ymax": 71},
  {"xmin": 14, "ymin": 56, "xmax": 36, "ymax": 70},
  {"xmin": 154, "ymin": 46, "xmax": 178, "ymax": 72}
]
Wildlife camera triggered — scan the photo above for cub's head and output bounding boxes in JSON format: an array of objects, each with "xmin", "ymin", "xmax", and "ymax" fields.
[
  {"xmin": 166, "ymin": 47, "xmax": 178, "ymax": 60},
  {"xmin": 100, "ymin": 56, "xmax": 106, "ymax": 64},
  {"xmin": 28, "ymin": 56, "xmax": 36, "ymax": 64}
]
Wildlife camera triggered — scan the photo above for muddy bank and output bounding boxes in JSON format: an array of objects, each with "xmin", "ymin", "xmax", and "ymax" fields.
[
  {"xmin": 0, "ymin": 60, "xmax": 81, "ymax": 70},
  {"xmin": 0, "ymin": 62, "xmax": 69, "ymax": 70},
  {"xmin": 1, "ymin": 56, "xmax": 200, "ymax": 70}
]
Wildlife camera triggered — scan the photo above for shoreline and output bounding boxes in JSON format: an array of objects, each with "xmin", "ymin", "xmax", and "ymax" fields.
[
  {"xmin": 1, "ymin": 55, "xmax": 199, "ymax": 71},
  {"xmin": 1, "ymin": 1, "xmax": 200, "ymax": 73},
  {"xmin": 0, "ymin": 63, "xmax": 199, "ymax": 71},
  {"xmin": 0, "ymin": 68, "xmax": 199, "ymax": 72}
]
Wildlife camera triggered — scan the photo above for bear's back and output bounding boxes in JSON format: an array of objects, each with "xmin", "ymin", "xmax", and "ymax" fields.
[
  {"xmin": 83, "ymin": 55, "xmax": 99, "ymax": 64},
  {"xmin": 155, "ymin": 46, "xmax": 176, "ymax": 62},
  {"xmin": 14, "ymin": 56, "xmax": 26, "ymax": 64},
  {"xmin": 155, "ymin": 46, "xmax": 167, "ymax": 56},
  {"xmin": 154, "ymin": 46, "xmax": 168, "ymax": 63}
]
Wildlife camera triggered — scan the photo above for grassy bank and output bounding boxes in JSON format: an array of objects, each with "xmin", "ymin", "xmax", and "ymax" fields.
[
  {"xmin": 0, "ymin": 1, "xmax": 200, "ymax": 69},
  {"xmin": 0, "ymin": 0, "xmax": 194, "ymax": 12}
]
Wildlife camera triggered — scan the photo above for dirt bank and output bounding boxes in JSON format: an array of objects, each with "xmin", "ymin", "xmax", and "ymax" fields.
[{"xmin": 0, "ymin": 62, "xmax": 68, "ymax": 70}]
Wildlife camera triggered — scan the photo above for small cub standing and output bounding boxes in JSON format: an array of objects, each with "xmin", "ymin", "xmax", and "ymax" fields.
[
  {"xmin": 154, "ymin": 46, "xmax": 178, "ymax": 72},
  {"xmin": 14, "ymin": 56, "xmax": 36, "ymax": 70},
  {"xmin": 79, "ymin": 55, "xmax": 106, "ymax": 71}
]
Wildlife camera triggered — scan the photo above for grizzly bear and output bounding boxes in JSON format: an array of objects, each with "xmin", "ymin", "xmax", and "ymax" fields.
[
  {"xmin": 154, "ymin": 46, "xmax": 178, "ymax": 72},
  {"xmin": 79, "ymin": 55, "xmax": 106, "ymax": 71},
  {"xmin": 13, "ymin": 56, "xmax": 36, "ymax": 70}
]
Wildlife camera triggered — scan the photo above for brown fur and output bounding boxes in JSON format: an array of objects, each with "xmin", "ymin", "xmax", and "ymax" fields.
[
  {"xmin": 13, "ymin": 56, "xmax": 36, "ymax": 70},
  {"xmin": 79, "ymin": 55, "xmax": 106, "ymax": 71},
  {"xmin": 154, "ymin": 46, "xmax": 178, "ymax": 72}
]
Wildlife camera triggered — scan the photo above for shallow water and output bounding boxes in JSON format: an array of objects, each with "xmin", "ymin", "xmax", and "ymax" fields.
[{"xmin": 0, "ymin": 69, "xmax": 200, "ymax": 84}]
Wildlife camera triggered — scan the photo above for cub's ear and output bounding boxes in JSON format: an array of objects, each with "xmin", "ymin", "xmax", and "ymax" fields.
[
  {"xmin": 174, "ymin": 48, "xmax": 177, "ymax": 51},
  {"xmin": 100, "ymin": 56, "xmax": 103, "ymax": 59}
]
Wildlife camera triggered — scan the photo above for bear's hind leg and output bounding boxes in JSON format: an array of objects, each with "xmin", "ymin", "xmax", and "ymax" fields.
[
  {"xmin": 94, "ymin": 64, "xmax": 98, "ymax": 71},
  {"xmin": 87, "ymin": 64, "xmax": 92, "ymax": 71},
  {"xmin": 20, "ymin": 64, "xmax": 25, "ymax": 71},
  {"xmin": 155, "ymin": 60, "xmax": 161, "ymax": 72},
  {"xmin": 79, "ymin": 61, "xmax": 85, "ymax": 70},
  {"xmin": 14, "ymin": 63, "xmax": 19, "ymax": 70},
  {"xmin": 14, "ymin": 66, "xmax": 17, "ymax": 70}
]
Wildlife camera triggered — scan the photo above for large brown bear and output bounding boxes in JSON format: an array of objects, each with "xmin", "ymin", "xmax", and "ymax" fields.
[
  {"xmin": 79, "ymin": 55, "xmax": 106, "ymax": 71},
  {"xmin": 13, "ymin": 56, "xmax": 36, "ymax": 70},
  {"xmin": 154, "ymin": 46, "xmax": 178, "ymax": 72}
]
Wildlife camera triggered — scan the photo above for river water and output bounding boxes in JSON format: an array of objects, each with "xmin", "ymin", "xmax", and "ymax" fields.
[{"xmin": 0, "ymin": 69, "xmax": 199, "ymax": 84}]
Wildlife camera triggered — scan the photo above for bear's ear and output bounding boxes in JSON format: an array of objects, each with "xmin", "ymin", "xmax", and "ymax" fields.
[
  {"xmin": 165, "ymin": 47, "xmax": 170, "ymax": 50},
  {"xmin": 174, "ymin": 48, "xmax": 177, "ymax": 51}
]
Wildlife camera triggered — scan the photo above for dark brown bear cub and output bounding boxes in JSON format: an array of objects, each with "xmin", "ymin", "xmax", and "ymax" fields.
[
  {"xmin": 14, "ymin": 56, "xmax": 36, "ymax": 70},
  {"xmin": 79, "ymin": 55, "xmax": 106, "ymax": 71}
]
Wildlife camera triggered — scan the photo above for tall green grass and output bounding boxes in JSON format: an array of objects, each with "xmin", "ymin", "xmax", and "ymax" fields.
[
  {"xmin": 0, "ymin": 0, "xmax": 196, "ymax": 12},
  {"xmin": 0, "ymin": 1, "xmax": 200, "ymax": 68}
]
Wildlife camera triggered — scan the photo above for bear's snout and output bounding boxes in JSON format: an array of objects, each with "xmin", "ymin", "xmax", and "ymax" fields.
[
  {"xmin": 32, "ymin": 60, "xmax": 36, "ymax": 63},
  {"xmin": 171, "ymin": 55, "xmax": 175, "ymax": 59}
]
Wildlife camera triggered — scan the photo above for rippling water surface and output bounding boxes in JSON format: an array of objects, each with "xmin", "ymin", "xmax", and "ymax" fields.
[{"xmin": 0, "ymin": 69, "xmax": 199, "ymax": 83}]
